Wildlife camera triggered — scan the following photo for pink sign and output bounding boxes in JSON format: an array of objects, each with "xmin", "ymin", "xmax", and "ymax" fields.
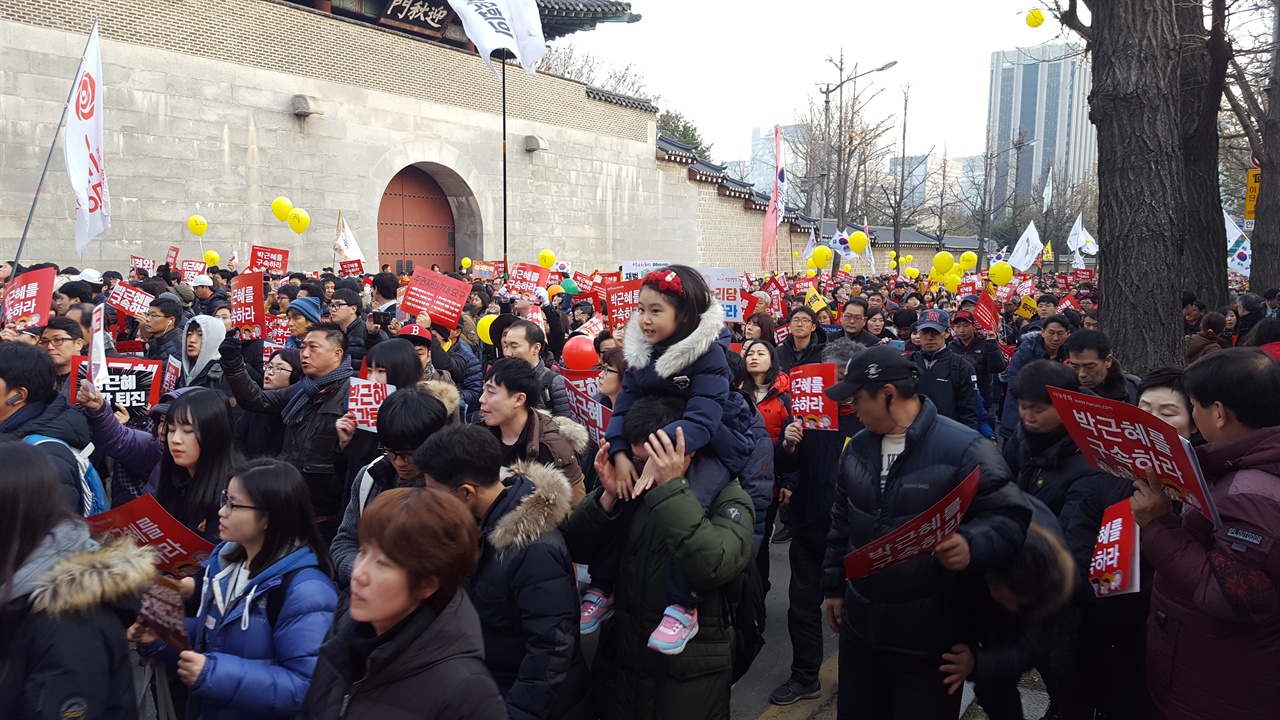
[
  {"xmin": 399, "ymin": 268, "xmax": 470, "ymax": 329},
  {"xmin": 231, "ymin": 272, "xmax": 265, "ymax": 340},
  {"xmin": 4, "ymin": 267, "xmax": 55, "ymax": 330}
]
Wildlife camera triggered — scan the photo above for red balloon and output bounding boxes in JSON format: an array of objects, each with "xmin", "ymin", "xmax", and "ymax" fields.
[{"xmin": 562, "ymin": 335, "xmax": 598, "ymax": 371}]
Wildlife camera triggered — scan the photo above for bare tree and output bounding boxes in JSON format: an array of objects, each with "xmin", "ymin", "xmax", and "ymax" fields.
[
  {"xmin": 869, "ymin": 88, "xmax": 934, "ymax": 258},
  {"xmin": 537, "ymin": 43, "xmax": 657, "ymax": 100},
  {"xmin": 957, "ymin": 146, "xmax": 1010, "ymax": 266}
]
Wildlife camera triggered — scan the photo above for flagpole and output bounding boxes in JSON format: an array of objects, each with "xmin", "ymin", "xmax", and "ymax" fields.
[
  {"xmin": 501, "ymin": 56, "xmax": 508, "ymax": 278},
  {"xmin": 13, "ymin": 24, "xmax": 96, "ymax": 271}
]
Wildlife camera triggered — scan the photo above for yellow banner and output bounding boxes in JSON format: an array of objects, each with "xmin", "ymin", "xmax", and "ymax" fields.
[
  {"xmin": 1016, "ymin": 296, "xmax": 1037, "ymax": 319},
  {"xmin": 805, "ymin": 287, "xmax": 829, "ymax": 313}
]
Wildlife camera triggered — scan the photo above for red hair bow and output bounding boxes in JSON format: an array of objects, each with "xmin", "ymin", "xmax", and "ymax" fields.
[{"xmin": 643, "ymin": 270, "xmax": 684, "ymax": 298}]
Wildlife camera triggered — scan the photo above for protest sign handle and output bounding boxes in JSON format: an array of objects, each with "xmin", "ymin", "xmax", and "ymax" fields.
[{"xmin": 13, "ymin": 21, "xmax": 96, "ymax": 273}]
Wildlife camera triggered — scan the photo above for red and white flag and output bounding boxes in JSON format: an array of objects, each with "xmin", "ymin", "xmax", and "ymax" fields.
[
  {"xmin": 63, "ymin": 22, "xmax": 110, "ymax": 256},
  {"xmin": 761, "ymin": 124, "xmax": 785, "ymax": 271}
]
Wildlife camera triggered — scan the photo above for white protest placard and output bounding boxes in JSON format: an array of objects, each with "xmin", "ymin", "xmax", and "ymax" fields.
[
  {"xmin": 698, "ymin": 267, "xmax": 742, "ymax": 323},
  {"xmin": 621, "ymin": 260, "xmax": 669, "ymax": 281},
  {"xmin": 348, "ymin": 379, "xmax": 395, "ymax": 432}
]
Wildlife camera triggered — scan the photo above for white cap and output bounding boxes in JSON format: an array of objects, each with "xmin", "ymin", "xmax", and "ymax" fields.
[
  {"xmin": 74, "ymin": 268, "xmax": 104, "ymax": 285},
  {"xmin": 189, "ymin": 274, "xmax": 214, "ymax": 287}
]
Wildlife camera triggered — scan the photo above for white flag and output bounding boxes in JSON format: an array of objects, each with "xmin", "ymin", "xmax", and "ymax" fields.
[
  {"xmin": 63, "ymin": 22, "xmax": 110, "ymax": 256},
  {"xmin": 1008, "ymin": 221, "xmax": 1044, "ymax": 272},
  {"xmin": 334, "ymin": 211, "xmax": 366, "ymax": 263},
  {"xmin": 446, "ymin": 0, "xmax": 546, "ymax": 77},
  {"xmin": 1080, "ymin": 225, "xmax": 1098, "ymax": 256},
  {"xmin": 802, "ymin": 229, "xmax": 817, "ymax": 259},
  {"xmin": 1042, "ymin": 169, "xmax": 1052, "ymax": 214},
  {"xmin": 1066, "ymin": 213, "xmax": 1084, "ymax": 252},
  {"xmin": 1071, "ymin": 249, "xmax": 1086, "ymax": 270},
  {"xmin": 1226, "ymin": 210, "xmax": 1252, "ymax": 276}
]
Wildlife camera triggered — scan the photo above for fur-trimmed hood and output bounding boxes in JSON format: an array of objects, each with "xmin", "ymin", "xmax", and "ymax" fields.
[
  {"xmin": 419, "ymin": 378, "xmax": 461, "ymax": 416},
  {"xmin": 624, "ymin": 302, "xmax": 727, "ymax": 379},
  {"xmin": 546, "ymin": 411, "xmax": 590, "ymax": 456},
  {"xmin": 28, "ymin": 535, "xmax": 156, "ymax": 616},
  {"xmin": 487, "ymin": 460, "xmax": 574, "ymax": 552}
]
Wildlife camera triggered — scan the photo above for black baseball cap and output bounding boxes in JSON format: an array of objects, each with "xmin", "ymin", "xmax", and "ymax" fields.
[{"xmin": 825, "ymin": 345, "xmax": 919, "ymax": 401}]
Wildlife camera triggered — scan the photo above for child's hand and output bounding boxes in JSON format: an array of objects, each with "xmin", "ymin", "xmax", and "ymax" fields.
[
  {"xmin": 335, "ymin": 412, "xmax": 358, "ymax": 449},
  {"xmin": 613, "ymin": 454, "xmax": 638, "ymax": 500}
]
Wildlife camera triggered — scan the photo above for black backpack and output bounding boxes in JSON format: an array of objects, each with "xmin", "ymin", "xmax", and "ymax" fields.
[{"xmin": 729, "ymin": 553, "xmax": 767, "ymax": 683}]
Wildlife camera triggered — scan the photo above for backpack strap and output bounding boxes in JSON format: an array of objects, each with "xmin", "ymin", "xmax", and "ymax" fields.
[
  {"xmin": 357, "ymin": 464, "xmax": 377, "ymax": 518},
  {"xmin": 266, "ymin": 567, "xmax": 305, "ymax": 630}
]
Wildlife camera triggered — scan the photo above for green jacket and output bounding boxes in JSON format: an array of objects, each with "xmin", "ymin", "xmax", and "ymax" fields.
[{"xmin": 566, "ymin": 476, "xmax": 754, "ymax": 720}]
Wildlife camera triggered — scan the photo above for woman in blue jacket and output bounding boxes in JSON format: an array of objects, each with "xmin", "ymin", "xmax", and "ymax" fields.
[{"xmin": 132, "ymin": 458, "xmax": 338, "ymax": 719}]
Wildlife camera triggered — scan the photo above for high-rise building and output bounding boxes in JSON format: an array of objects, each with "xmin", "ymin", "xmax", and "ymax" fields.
[
  {"xmin": 986, "ymin": 44, "xmax": 1095, "ymax": 215},
  {"xmin": 887, "ymin": 154, "xmax": 963, "ymax": 212}
]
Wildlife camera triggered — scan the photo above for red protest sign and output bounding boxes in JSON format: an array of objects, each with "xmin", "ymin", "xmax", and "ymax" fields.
[
  {"xmin": 764, "ymin": 277, "xmax": 787, "ymax": 318},
  {"xmin": 87, "ymin": 494, "xmax": 214, "ymax": 578},
  {"xmin": 231, "ymin": 272, "xmax": 265, "ymax": 340},
  {"xmin": 166, "ymin": 246, "xmax": 180, "ymax": 267},
  {"xmin": 564, "ymin": 377, "xmax": 612, "ymax": 446},
  {"xmin": 994, "ymin": 284, "xmax": 1016, "ymax": 304},
  {"xmin": 1073, "ymin": 268, "xmax": 1096, "ymax": 284},
  {"xmin": 507, "ymin": 263, "xmax": 550, "ymax": 299},
  {"xmin": 774, "ymin": 323, "xmax": 791, "ymax": 345},
  {"xmin": 71, "ymin": 356, "xmax": 164, "ymax": 423},
  {"xmin": 572, "ymin": 272, "xmax": 596, "ymax": 296},
  {"xmin": 973, "ymin": 291, "xmax": 1000, "ymax": 334},
  {"xmin": 740, "ymin": 290, "xmax": 761, "ymax": 320},
  {"xmin": 139, "ymin": 576, "xmax": 191, "ymax": 651},
  {"xmin": 843, "ymin": 467, "xmax": 980, "ymax": 580},
  {"xmin": 605, "ymin": 278, "xmax": 644, "ymax": 329},
  {"xmin": 958, "ymin": 277, "xmax": 980, "ymax": 296},
  {"xmin": 997, "ymin": 342, "xmax": 1015, "ymax": 362},
  {"xmin": 116, "ymin": 340, "xmax": 144, "ymax": 357},
  {"xmin": 108, "ymin": 283, "xmax": 155, "ymax": 320},
  {"xmin": 249, "ymin": 245, "xmax": 289, "ymax": 274},
  {"xmin": 1048, "ymin": 387, "xmax": 1219, "ymax": 526},
  {"xmin": 348, "ymin": 379, "xmax": 394, "ymax": 432},
  {"xmin": 179, "ymin": 260, "xmax": 206, "ymax": 283},
  {"xmin": 472, "ymin": 260, "xmax": 498, "ymax": 279},
  {"xmin": 559, "ymin": 367, "xmax": 602, "ymax": 398},
  {"xmin": 400, "ymin": 268, "xmax": 470, "ymax": 329},
  {"xmin": 130, "ymin": 255, "xmax": 156, "ymax": 275},
  {"xmin": 789, "ymin": 363, "xmax": 837, "ymax": 430},
  {"xmin": 262, "ymin": 341, "xmax": 283, "ymax": 370},
  {"xmin": 266, "ymin": 316, "xmax": 290, "ymax": 346},
  {"xmin": 162, "ymin": 356, "xmax": 181, "ymax": 394},
  {"xmin": 4, "ymin": 267, "xmax": 55, "ymax": 330},
  {"xmin": 793, "ymin": 277, "xmax": 818, "ymax": 296},
  {"xmin": 1055, "ymin": 274, "xmax": 1071, "ymax": 291},
  {"xmin": 1057, "ymin": 294, "xmax": 1082, "ymax": 313},
  {"xmin": 1015, "ymin": 276, "xmax": 1034, "ymax": 299},
  {"xmin": 1090, "ymin": 500, "xmax": 1140, "ymax": 597},
  {"xmin": 572, "ymin": 314, "xmax": 606, "ymax": 339},
  {"xmin": 339, "ymin": 259, "xmax": 364, "ymax": 277},
  {"xmin": 593, "ymin": 272, "xmax": 620, "ymax": 302}
]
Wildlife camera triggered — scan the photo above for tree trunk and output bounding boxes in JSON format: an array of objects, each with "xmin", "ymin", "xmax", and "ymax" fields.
[
  {"xmin": 1090, "ymin": 0, "xmax": 1186, "ymax": 373},
  {"xmin": 1256, "ymin": 2, "xmax": 1280, "ymax": 291},
  {"xmin": 1178, "ymin": 0, "xmax": 1230, "ymax": 308}
]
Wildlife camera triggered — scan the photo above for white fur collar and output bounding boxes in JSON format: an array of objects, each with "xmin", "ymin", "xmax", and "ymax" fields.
[{"xmin": 624, "ymin": 303, "xmax": 726, "ymax": 379}]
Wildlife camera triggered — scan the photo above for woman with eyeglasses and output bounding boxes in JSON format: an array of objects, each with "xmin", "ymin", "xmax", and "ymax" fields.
[
  {"xmin": 235, "ymin": 348, "xmax": 301, "ymax": 458},
  {"xmin": 132, "ymin": 458, "xmax": 338, "ymax": 720},
  {"xmin": 594, "ymin": 347, "xmax": 627, "ymax": 410}
]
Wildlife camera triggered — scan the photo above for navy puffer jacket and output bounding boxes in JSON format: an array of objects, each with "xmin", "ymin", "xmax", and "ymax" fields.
[{"xmin": 823, "ymin": 398, "xmax": 1030, "ymax": 657}]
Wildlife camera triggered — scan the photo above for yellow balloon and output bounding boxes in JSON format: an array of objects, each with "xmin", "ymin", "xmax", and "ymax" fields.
[
  {"xmin": 959, "ymin": 251, "xmax": 978, "ymax": 270},
  {"xmin": 461, "ymin": 257, "xmax": 473, "ymax": 269},
  {"xmin": 187, "ymin": 215, "xmax": 208, "ymax": 237},
  {"xmin": 888, "ymin": 250, "xmax": 897, "ymax": 259},
  {"xmin": 792, "ymin": 251, "xmax": 800, "ymax": 258},
  {"xmin": 812, "ymin": 246, "xmax": 833, "ymax": 268},
  {"xmin": 849, "ymin": 231, "xmax": 869, "ymax": 254},
  {"xmin": 990, "ymin": 261, "xmax": 1014, "ymax": 286},
  {"xmin": 944, "ymin": 275, "xmax": 961, "ymax": 293},
  {"xmin": 1026, "ymin": 7, "xmax": 1045, "ymax": 27},
  {"xmin": 904, "ymin": 255, "xmax": 914, "ymax": 263},
  {"xmin": 476, "ymin": 314, "xmax": 497, "ymax": 345},
  {"xmin": 905, "ymin": 267, "xmax": 920, "ymax": 279},
  {"xmin": 806, "ymin": 268, "xmax": 817, "ymax": 277},
  {"xmin": 933, "ymin": 251, "xmax": 955, "ymax": 274},
  {"xmin": 271, "ymin": 197, "xmax": 293, "ymax": 222},
  {"xmin": 806, "ymin": 258, "xmax": 817, "ymax": 269},
  {"xmin": 203, "ymin": 250, "xmax": 220, "ymax": 267},
  {"xmin": 287, "ymin": 208, "xmax": 310, "ymax": 235},
  {"xmin": 843, "ymin": 264, "xmax": 852, "ymax": 273},
  {"xmin": 889, "ymin": 260, "xmax": 897, "ymax": 269},
  {"xmin": 538, "ymin": 249, "xmax": 556, "ymax": 269}
]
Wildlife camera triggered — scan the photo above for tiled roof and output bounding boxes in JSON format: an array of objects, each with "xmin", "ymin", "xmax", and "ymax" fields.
[
  {"xmin": 538, "ymin": 0, "xmax": 633, "ymax": 13},
  {"xmin": 539, "ymin": 0, "xmax": 639, "ymax": 39},
  {"xmin": 585, "ymin": 86, "xmax": 658, "ymax": 113},
  {"xmin": 656, "ymin": 135, "xmax": 699, "ymax": 163}
]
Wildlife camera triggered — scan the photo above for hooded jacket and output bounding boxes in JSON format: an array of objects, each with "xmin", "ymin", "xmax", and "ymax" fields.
[
  {"xmin": 1185, "ymin": 332, "xmax": 1229, "ymax": 364},
  {"xmin": 470, "ymin": 461, "xmax": 593, "ymax": 720},
  {"xmin": 138, "ymin": 542, "xmax": 337, "ymax": 720},
  {"xmin": 566, "ymin": 460, "xmax": 754, "ymax": 720},
  {"xmin": 298, "ymin": 592, "xmax": 507, "ymax": 720},
  {"xmin": 486, "ymin": 410, "xmax": 588, "ymax": 507},
  {"xmin": 1000, "ymin": 331, "xmax": 1067, "ymax": 439},
  {"xmin": 822, "ymin": 398, "xmax": 1030, "ymax": 657},
  {"xmin": 1, "ymin": 396, "xmax": 93, "ymax": 512},
  {"xmin": 606, "ymin": 303, "xmax": 754, "ymax": 477},
  {"xmin": 0, "ymin": 525, "xmax": 155, "ymax": 720},
  {"xmin": 1143, "ymin": 427, "xmax": 1280, "ymax": 720},
  {"xmin": 181, "ymin": 315, "xmax": 228, "ymax": 390}
]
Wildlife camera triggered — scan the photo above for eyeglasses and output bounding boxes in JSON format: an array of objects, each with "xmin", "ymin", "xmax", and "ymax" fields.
[
  {"xmin": 791, "ymin": 317, "xmax": 814, "ymax": 326},
  {"xmin": 379, "ymin": 445, "xmax": 415, "ymax": 464},
  {"xmin": 599, "ymin": 367, "xmax": 619, "ymax": 377},
  {"xmin": 328, "ymin": 302, "xmax": 351, "ymax": 310},
  {"xmin": 145, "ymin": 312, "xmax": 168, "ymax": 320},
  {"xmin": 220, "ymin": 490, "xmax": 261, "ymax": 512},
  {"xmin": 264, "ymin": 363, "xmax": 292, "ymax": 375},
  {"xmin": 38, "ymin": 336, "xmax": 76, "ymax": 347}
]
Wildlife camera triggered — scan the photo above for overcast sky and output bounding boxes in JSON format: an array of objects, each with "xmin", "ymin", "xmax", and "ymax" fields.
[{"xmin": 560, "ymin": 0, "xmax": 1076, "ymax": 164}]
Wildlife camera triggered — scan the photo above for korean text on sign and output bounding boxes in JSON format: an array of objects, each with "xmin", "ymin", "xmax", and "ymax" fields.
[
  {"xmin": 1089, "ymin": 500, "xmax": 1140, "ymax": 597},
  {"xmin": 1048, "ymin": 386, "xmax": 1220, "ymax": 526},
  {"xmin": 179, "ymin": 260, "xmax": 206, "ymax": 283},
  {"xmin": 249, "ymin": 245, "xmax": 290, "ymax": 274},
  {"xmin": 507, "ymin": 263, "xmax": 550, "ymax": 300},
  {"xmin": 71, "ymin": 356, "xmax": 163, "ymax": 422},
  {"xmin": 130, "ymin": 255, "xmax": 156, "ymax": 274},
  {"xmin": 399, "ymin": 268, "xmax": 470, "ymax": 329},
  {"xmin": 340, "ymin": 259, "xmax": 364, "ymax": 277},
  {"xmin": 605, "ymin": 279, "xmax": 644, "ymax": 330},
  {"xmin": 698, "ymin": 268, "xmax": 742, "ymax": 322},
  {"xmin": 563, "ymin": 378, "xmax": 612, "ymax": 445},
  {"xmin": 109, "ymin": 277, "xmax": 156, "ymax": 317},
  {"xmin": 4, "ymin": 267, "xmax": 55, "ymax": 330},
  {"xmin": 86, "ymin": 494, "xmax": 214, "ymax": 578},
  {"xmin": 843, "ymin": 468, "xmax": 980, "ymax": 580},
  {"xmin": 349, "ymin": 379, "xmax": 394, "ymax": 432},
  {"xmin": 231, "ymin": 272, "xmax": 265, "ymax": 340},
  {"xmin": 789, "ymin": 363, "xmax": 836, "ymax": 430}
]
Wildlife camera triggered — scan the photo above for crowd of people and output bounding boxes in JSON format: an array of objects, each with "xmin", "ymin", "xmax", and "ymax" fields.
[{"xmin": 1, "ymin": 254, "xmax": 1278, "ymax": 720}]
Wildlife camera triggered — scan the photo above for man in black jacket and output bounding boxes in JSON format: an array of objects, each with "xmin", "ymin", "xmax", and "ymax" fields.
[
  {"xmin": 420, "ymin": 425, "xmax": 593, "ymax": 720},
  {"xmin": 777, "ymin": 307, "xmax": 825, "ymax": 373},
  {"xmin": 910, "ymin": 309, "xmax": 983, "ymax": 433},
  {"xmin": 949, "ymin": 310, "xmax": 1007, "ymax": 430},
  {"xmin": 821, "ymin": 345, "xmax": 1030, "ymax": 720},
  {"xmin": 141, "ymin": 296, "xmax": 185, "ymax": 365},
  {"xmin": 827, "ymin": 297, "xmax": 881, "ymax": 347},
  {"xmin": 769, "ymin": 339, "xmax": 865, "ymax": 707},
  {"xmin": 327, "ymin": 288, "xmax": 369, "ymax": 371}
]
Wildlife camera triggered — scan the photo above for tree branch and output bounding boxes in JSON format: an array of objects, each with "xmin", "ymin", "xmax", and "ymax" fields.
[{"xmin": 1059, "ymin": 0, "xmax": 1093, "ymax": 42}]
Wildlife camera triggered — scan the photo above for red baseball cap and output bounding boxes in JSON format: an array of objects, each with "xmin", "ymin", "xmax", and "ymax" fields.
[
  {"xmin": 952, "ymin": 311, "xmax": 976, "ymax": 325},
  {"xmin": 398, "ymin": 324, "xmax": 432, "ymax": 347}
]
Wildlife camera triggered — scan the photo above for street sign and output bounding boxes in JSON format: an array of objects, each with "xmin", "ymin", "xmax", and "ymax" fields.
[
  {"xmin": 1252, "ymin": 151, "xmax": 1261, "ymax": 169},
  {"xmin": 1246, "ymin": 169, "xmax": 1261, "ymax": 220}
]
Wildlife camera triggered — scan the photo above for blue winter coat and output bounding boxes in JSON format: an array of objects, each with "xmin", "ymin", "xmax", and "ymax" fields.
[
  {"xmin": 999, "ymin": 331, "xmax": 1067, "ymax": 439},
  {"xmin": 139, "ymin": 543, "xmax": 338, "ymax": 720},
  {"xmin": 451, "ymin": 339, "xmax": 484, "ymax": 413},
  {"xmin": 607, "ymin": 303, "xmax": 753, "ymax": 477}
]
